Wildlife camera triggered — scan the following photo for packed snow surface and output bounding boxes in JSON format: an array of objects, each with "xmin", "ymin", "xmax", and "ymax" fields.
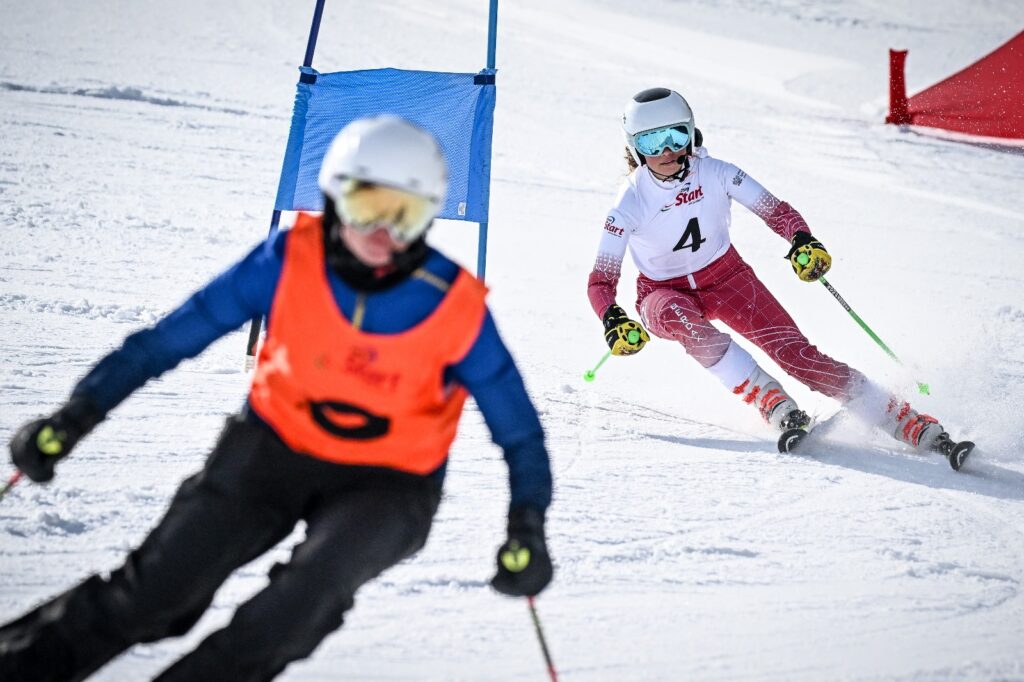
[{"xmin": 2, "ymin": 0, "xmax": 1023, "ymax": 679}]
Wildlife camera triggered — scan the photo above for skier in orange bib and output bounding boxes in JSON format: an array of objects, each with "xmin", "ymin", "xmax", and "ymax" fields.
[{"xmin": 2, "ymin": 116, "xmax": 553, "ymax": 681}]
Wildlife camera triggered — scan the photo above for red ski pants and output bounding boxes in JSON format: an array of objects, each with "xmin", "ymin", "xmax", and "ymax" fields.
[{"xmin": 637, "ymin": 247, "xmax": 861, "ymax": 400}]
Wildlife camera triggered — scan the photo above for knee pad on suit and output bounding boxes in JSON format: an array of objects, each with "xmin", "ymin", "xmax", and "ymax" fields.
[
  {"xmin": 640, "ymin": 290, "xmax": 730, "ymax": 366},
  {"xmin": 640, "ymin": 290, "xmax": 700, "ymax": 341}
]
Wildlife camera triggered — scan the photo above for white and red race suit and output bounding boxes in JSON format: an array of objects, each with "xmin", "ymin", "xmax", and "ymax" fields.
[
  {"xmin": 587, "ymin": 148, "xmax": 859, "ymax": 400},
  {"xmin": 587, "ymin": 148, "xmax": 945, "ymax": 448}
]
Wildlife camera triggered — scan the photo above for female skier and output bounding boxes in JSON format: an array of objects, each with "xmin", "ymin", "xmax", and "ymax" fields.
[
  {"xmin": 589, "ymin": 87, "xmax": 969, "ymax": 465},
  {"xmin": 1, "ymin": 115, "xmax": 553, "ymax": 681}
]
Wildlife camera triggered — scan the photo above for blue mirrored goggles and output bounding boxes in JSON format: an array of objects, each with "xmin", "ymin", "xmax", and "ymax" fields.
[{"xmin": 632, "ymin": 125, "xmax": 691, "ymax": 157}]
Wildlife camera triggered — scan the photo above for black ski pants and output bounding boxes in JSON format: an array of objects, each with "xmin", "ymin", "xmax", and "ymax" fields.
[{"xmin": 0, "ymin": 411, "xmax": 441, "ymax": 682}]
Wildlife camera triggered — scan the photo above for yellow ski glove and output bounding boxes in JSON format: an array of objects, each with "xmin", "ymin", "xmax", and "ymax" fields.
[
  {"xmin": 787, "ymin": 231, "xmax": 832, "ymax": 282},
  {"xmin": 602, "ymin": 304, "xmax": 650, "ymax": 356}
]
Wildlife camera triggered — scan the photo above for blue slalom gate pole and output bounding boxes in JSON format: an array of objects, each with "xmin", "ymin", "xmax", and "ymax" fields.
[
  {"xmin": 246, "ymin": 0, "xmax": 327, "ymax": 364},
  {"xmin": 477, "ymin": 0, "xmax": 498, "ymax": 281},
  {"xmin": 302, "ymin": 0, "xmax": 327, "ymax": 67}
]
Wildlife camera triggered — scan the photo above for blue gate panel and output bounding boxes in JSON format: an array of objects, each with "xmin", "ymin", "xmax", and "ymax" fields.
[{"xmin": 274, "ymin": 66, "xmax": 496, "ymax": 224}]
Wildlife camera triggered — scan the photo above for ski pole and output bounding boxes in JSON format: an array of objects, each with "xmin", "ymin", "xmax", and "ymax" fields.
[
  {"xmin": 583, "ymin": 329, "xmax": 641, "ymax": 382},
  {"xmin": 583, "ymin": 351, "xmax": 611, "ymax": 382},
  {"xmin": 815, "ymin": 272, "xmax": 930, "ymax": 395},
  {"xmin": 0, "ymin": 470, "xmax": 23, "ymax": 502},
  {"xmin": 527, "ymin": 596, "xmax": 558, "ymax": 682}
]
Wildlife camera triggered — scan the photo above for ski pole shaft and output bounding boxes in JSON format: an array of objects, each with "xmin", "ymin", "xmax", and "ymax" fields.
[
  {"xmin": 818, "ymin": 276, "xmax": 930, "ymax": 395},
  {"xmin": 0, "ymin": 470, "xmax": 23, "ymax": 502},
  {"xmin": 584, "ymin": 329, "xmax": 641, "ymax": 382},
  {"xmin": 527, "ymin": 596, "xmax": 558, "ymax": 682},
  {"xmin": 583, "ymin": 351, "xmax": 611, "ymax": 382}
]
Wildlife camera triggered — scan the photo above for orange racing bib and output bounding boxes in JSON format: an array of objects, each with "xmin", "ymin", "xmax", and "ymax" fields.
[{"xmin": 249, "ymin": 213, "xmax": 487, "ymax": 474}]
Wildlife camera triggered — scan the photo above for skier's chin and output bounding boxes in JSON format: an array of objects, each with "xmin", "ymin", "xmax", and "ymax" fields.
[
  {"xmin": 655, "ymin": 160, "xmax": 682, "ymax": 173},
  {"xmin": 341, "ymin": 226, "xmax": 407, "ymax": 268},
  {"xmin": 355, "ymin": 248, "xmax": 396, "ymax": 268}
]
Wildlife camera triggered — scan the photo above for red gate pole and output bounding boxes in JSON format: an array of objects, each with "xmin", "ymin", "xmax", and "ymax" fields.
[{"xmin": 885, "ymin": 49, "xmax": 911, "ymax": 125}]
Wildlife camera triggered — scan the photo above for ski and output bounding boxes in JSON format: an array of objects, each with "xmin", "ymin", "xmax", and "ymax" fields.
[
  {"xmin": 948, "ymin": 442, "xmax": 975, "ymax": 471},
  {"xmin": 775, "ymin": 408, "xmax": 815, "ymax": 454},
  {"xmin": 932, "ymin": 432, "xmax": 975, "ymax": 471},
  {"xmin": 777, "ymin": 427, "xmax": 809, "ymax": 453},
  {"xmin": 778, "ymin": 425, "xmax": 976, "ymax": 471}
]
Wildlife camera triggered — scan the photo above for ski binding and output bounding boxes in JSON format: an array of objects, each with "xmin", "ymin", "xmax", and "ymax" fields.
[
  {"xmin": 933, "ymin": 432, "xmax": 975, "ymax": 471},
  {"xmin": 776, "ymin": 408, "xmax": 813, "ymax": 453}
]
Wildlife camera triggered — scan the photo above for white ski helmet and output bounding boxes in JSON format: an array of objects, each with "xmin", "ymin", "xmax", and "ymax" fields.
[
  {"xmin": 318, "ymin": 115, "xmax": 448, "ymax": 236},
  {"xmin": 622, "ymin": 87, "xmax": 696, "ymax": 163}
]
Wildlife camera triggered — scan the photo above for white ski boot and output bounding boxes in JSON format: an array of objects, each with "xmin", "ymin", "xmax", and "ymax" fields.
[
  {"xmin": 882, "ymin": 398, "xmax": 943, "ymax": 449},
  {"xmin": 732, "ymin": 366, "xmax": 810, "ymax": 452},
  {"xmin": 733, "ymin": 366, "xmax": 808, "ymax": 428},
  {"xmin": 882, "ymin": 398, "xmax": 975, "ymax": 470},
  {"xmin": 705, "ymin": 343, "xmax": 809, "ymax": 451}
]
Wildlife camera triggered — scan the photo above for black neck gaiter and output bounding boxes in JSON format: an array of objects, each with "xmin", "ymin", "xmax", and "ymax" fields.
[{"xmin": 321, "ymin": 198, "xmax": 430, "ymax": 292}]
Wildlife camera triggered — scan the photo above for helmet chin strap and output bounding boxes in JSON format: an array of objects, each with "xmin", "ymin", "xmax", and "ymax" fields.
[
  {"xmin": 668, "ymin": 154, "xmax": 691, "ymax": 182},
  {"xmin": 646, "ymin": 150, "xmax": 691, "ymax": 183}
]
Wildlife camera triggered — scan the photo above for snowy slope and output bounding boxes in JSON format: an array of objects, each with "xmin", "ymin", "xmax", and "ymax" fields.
[{"xmin": 2, "ymin": 0, "xmax": 1023, "ymax": 680}]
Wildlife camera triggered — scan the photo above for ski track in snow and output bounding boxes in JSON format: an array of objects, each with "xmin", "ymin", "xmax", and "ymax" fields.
[
  {"xmin": 2, "ymin": 0, "xmax": 1024, "ymax": 680},
  {"xmin": 0, "ymin": 81, "xmax": 266, "ymax": 118}
]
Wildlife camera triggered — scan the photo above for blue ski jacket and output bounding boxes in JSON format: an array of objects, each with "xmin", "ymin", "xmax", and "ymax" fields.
[{"xmin": 70, "ymin": 228, "xmax": 552, "ymax": 513}]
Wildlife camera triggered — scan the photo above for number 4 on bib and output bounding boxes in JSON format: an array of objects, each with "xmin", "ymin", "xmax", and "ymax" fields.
[{"xmin": 673, "ymin": 217, "xmax": 706, "ymax": 252}]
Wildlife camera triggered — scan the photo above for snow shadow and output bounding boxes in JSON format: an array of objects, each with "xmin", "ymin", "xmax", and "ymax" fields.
[
  {"xmin": 802, "ymin": 441, "xmax": 1024, "ymax": 502},
  {"xmin": 645, "ymin": 431, "xmax": 1024, "ymax": 502},
  {"xmin": 644, "ymin": 432, "xmax": 769, "ymax": 456}
]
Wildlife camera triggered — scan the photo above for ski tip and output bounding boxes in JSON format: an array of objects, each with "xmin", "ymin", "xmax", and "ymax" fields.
[
  {"xmin": 948, "ymin": 441, "xmax": 975, "ymax": 471},
  {"xmin": 778, "ymin": 428, "xmax": 808, "ymax": 454}
]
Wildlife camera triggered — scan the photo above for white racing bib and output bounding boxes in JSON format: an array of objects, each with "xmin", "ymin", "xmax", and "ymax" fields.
[{"xmin": 598, "ymin": 152, "xmax": 768, "ymax": 281}]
